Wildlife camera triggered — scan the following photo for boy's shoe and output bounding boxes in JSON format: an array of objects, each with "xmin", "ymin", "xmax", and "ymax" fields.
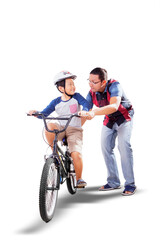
[
  {"xmin": 99, "ymin": 183, "xmax": 121, "ymax": 191},
  {"xmin": 77, "ymin": 179, "xmax": 87, "ymax": 188}
]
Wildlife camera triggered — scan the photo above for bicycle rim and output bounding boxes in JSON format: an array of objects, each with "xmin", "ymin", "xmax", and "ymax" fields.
[
  {"xmin": 46, "ymin": 163, "xmax": 58, "ymax": 216},
  {"xmin": 39, "ymin": 158, "xmax": 59, "ymax": 222}
]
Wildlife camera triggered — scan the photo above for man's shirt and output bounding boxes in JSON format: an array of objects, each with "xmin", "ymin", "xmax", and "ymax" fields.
[{"xmin": 86, "ymin": 79, "xmax": 134, "ymax": 128}]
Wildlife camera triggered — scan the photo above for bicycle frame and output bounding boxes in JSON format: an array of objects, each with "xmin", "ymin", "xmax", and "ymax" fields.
[{"xmin": 31, "ymin": 113, "xmax": 80, "ymax": 181}]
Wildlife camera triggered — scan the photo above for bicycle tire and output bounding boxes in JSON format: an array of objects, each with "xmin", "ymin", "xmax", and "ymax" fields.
[
  {"xmin": 39, "ymin": 158, "xmax": 59, "ymax": 222},
  {"xmin": 66, "ymin": 161, "xmax": 77, "ymax": 195}
]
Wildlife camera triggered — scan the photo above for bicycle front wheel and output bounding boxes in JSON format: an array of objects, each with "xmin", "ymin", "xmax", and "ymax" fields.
[{"xmin": 39, "ymin": 158, "xmax": 59, "ymax": 222}]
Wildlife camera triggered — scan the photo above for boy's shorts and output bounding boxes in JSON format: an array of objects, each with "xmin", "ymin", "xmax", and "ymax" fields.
[{"xmin": 55, "ymin": 123, "xmax": 83, "ymax": 154}]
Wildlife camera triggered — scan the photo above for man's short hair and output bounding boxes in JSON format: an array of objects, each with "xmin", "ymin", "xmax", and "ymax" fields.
[{"xmin": 90, "ymin": 67, "xmax": 108, "ymax": 81}]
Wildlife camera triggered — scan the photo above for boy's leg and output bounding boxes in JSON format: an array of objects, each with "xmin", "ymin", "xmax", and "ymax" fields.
[
  {"xmin": 45, "ymin": 123, "xmax": 57, "ymax": 149},
  {"xmin": 45, "ymin": 123, "xmax": 65, "ymax": 149},
  {"xmin": 71, "ymin": 152, "xmax": 83, "ymax": 180},
  {"xmin": 66, "ymin": 127, "xmax": 84, "ymax": 181}
]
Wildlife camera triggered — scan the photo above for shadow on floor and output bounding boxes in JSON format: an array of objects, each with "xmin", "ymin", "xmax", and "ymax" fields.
[{"xmin": 17, "ymin": 186, "xmax": 141, "ymax": 234}]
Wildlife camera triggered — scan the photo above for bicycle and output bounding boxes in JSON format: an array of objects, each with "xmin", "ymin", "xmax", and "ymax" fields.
[{"xmin": 28, "ymin": 113, "xmax": 81, "ymax": 222}]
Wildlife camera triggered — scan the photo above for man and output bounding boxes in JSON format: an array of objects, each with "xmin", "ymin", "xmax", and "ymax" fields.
[{"xmin": 80, "ymin": 67, "xmax": 136, "ymax": 196}]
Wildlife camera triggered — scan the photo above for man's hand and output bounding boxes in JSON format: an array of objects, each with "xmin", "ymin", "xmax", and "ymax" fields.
[
  {"xmin": 78, "ymin": 111, "xmax": 88, "ymax": 117},
  {"xmin": 86, "ymin": 111, "xmax": 95, "ymax": 120},
  {"xmin": 78, "ymin": 111, "xmax": 95, "ymax": 120}
]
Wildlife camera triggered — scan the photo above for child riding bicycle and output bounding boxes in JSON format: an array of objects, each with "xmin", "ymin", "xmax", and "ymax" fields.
[{"xmin": 28, "ymin": 71, "xmax": 90, "ymax": 188}]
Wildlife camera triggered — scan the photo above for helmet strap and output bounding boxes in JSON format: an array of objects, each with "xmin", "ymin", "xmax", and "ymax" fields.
[
  {"xmin": 63, "ymin": 79, "xmax": 73, "ymax": 98},
  {"xmin": 57, "ymin": 79, "xmax": 73, "ymax": 98},
  {"xmin": 64, "ymin": 90, "xmax": 73, "ymax": 98}
]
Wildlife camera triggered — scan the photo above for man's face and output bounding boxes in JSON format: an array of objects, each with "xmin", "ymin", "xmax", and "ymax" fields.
[{"xmin": 88, "ymin": 74, "xmax": 106, "ymax": 92}]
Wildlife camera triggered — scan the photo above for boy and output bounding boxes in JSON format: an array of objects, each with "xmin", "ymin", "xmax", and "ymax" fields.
[{"xmin": 29, "ymin": 71, "xmax": 90, "ymax": 188}]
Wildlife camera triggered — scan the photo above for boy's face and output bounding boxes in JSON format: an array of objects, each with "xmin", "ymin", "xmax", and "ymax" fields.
[{"xmin": 64, "ymin": 78, "xmax": 76, "ymax": 95}]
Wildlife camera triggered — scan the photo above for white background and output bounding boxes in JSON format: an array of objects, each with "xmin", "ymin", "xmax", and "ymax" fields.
[{"xmin": 0, "ymin": 0, "xmax": 160, "ymax": 239}]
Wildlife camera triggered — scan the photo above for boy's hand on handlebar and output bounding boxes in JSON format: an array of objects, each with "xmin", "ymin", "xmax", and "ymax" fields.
[
  {"xmin": 28, "ymin": 110, "xmax": 38, "ymax": 116},
  {"xmin": 78, "ymin": 111, "xmax": 95, "ymax": 120}
]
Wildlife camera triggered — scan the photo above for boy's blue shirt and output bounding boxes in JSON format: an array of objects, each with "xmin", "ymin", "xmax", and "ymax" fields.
[{"xmin": 40, "ymin": 92, "xmax": 91, "ymax": 127}]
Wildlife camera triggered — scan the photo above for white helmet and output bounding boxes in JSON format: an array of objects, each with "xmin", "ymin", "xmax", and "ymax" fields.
[{"xmin": 53, "ymin": 70, "xmax": 77, "ymax": 85}]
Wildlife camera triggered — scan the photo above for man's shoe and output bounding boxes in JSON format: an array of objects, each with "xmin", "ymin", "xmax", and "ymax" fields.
[{"xmin": 99, "ymin": 183, "xmax": 121, "ymax": 191}]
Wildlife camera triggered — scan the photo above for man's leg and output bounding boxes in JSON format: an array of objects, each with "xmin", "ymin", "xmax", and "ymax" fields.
[
  {"xmin": 117, "ymin": 119, "xmax": 135, "ymax": 193},
  {"xmin": 100, "ymin": 125, "xmax": 120, "ymax": 188}
]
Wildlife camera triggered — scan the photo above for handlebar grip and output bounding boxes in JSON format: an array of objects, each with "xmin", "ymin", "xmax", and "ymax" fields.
[{"xmin": 27, "ymin": 111, "xmax": 40, "ymax": 116}]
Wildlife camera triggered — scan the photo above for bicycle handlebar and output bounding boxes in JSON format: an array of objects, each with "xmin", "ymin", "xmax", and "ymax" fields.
[{"xmin": 27, "ymin": 112, "xmax": 80, "ymax": 134}]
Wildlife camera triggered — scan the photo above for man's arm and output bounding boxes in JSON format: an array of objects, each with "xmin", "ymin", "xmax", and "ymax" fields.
[
  {"xmin": 86, "ymin": 96, "xmax": 121, "ymax": 119},
  {"xmin": 93, "ymin": 96, "xmax": 121, "ymax": 116}
]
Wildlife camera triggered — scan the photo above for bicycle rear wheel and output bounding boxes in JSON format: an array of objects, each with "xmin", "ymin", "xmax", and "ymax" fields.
[
  {"xmin": 39, "ymin": 158, "xmax": 59, "ymax": 222},
  {"xmin": 66, "ymin": 160, "xmax": 77, "ymax": 195}
]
